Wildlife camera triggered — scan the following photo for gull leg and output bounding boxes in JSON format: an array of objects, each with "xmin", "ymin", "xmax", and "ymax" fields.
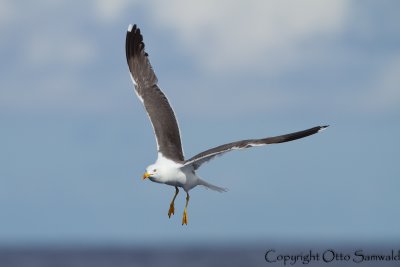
[
  {"xmin": 182, "ymin": 192, "xmax": 190, "ymax": 225},
  {"xmin": 168, "ymin": 186, "xmax": 179, "ymax": 218}
]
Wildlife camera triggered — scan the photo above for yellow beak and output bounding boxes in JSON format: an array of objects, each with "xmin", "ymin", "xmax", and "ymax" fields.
[{"xmin": 142, "ymin": 172, "xmax": 150, "ymax": 180}]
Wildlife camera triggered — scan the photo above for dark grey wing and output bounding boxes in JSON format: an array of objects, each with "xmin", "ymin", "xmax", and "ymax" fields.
[
  {"xmin": 184, "ymin": 125, "xmax": 328, "ymax": 170},
  {"xmin": 126, "ymin": 24, "xmax": 184, "ymax": 162}
]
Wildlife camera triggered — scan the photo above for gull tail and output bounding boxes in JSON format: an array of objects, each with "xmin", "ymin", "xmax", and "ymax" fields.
[{"xmin": 198, "ymin": 178, "xmax": 228, "ymax": 192}]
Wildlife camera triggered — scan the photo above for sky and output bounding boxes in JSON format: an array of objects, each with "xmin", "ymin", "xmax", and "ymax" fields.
[{"xmin": 1, "ymin": 0, "xmax": 400, "ymax": 246}]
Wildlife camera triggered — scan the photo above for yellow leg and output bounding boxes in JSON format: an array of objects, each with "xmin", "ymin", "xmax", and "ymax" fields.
[
  {"xmin": 182, "ymin": 192, "xmax": 190, "ymax": 225},
  {"xmin": 168, "ymin": 186, "xmax": 179, "ymax": 218}
]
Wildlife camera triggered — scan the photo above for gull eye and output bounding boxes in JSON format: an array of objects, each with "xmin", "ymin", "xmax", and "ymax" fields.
[{"xmin": 153, "ymin": 169, "xmax": 157, "ymax": 172}]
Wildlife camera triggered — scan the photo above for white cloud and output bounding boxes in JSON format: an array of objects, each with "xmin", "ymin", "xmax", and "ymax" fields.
[
  {"xmin": 132, "ymin": 0, "xmax": 352, "ymax": 117},
  {"xmin": 0, "ymin": 0, "xmax": 16, "ymax": 30},
  {"xmin": 92, "ymin": 0, "xmax": 138, "ymax": 23},
  {"xmin": 148, "ymin": 0, "xmax": 349, "ymax": 73},
  {"xmin": 0, "ymin": 1, "xmax": 99, "ymax": 67},
  {"xmin": 26, "ymin": 31, "xmax": 97, "ymax": 66},
  {"xmin": 359, "ymin": 55, "xmax": 400, "ymax": 113},
  {"xmin": 1, "ymin": 0, "xmax": 398, "ymax": 117},
  {"xmin": 0, "ymin": 0, "xmax": 102, "ymax": 113}
]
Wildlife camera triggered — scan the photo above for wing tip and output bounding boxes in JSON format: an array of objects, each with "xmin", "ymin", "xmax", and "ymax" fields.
[
  {"xmin": 127, "ymin": 24, "xmax": 135, "ymax": 32},
  {"xmin": 318, "ymin": 125, "xmax": 329, "ymax": 132}
]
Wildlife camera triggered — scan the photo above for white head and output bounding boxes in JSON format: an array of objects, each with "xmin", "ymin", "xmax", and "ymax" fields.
[
  {"xmin": 142, "ymin": 164, "xmax": 162, "ymax": 183},
  {"xmin": 142, "ymin": 153, "xmax": 184, "ymax": 184}
]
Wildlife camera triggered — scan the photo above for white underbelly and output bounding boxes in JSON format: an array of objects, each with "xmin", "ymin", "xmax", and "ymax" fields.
[{"xmin": 164, "ymin": 170, "xmax": 198, "ymax": 191}]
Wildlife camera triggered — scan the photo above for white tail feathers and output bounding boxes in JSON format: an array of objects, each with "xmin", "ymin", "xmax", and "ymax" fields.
[{"xmin": 198, "ymin": 178, "xmax": 228, "ymax": 192}]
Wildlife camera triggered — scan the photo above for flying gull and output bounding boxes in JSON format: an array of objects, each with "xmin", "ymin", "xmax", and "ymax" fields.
[{"xmin": 125, "ymin": 24, "xmax": 328, "ymax": 225}]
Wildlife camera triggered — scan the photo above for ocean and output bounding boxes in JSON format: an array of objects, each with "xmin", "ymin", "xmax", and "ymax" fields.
[
  {"xmin": 0, "ymin": 247, "xmax": 258, "ymax": 267},
  {"xmin": 1, "ymin": 244, "xmax": 399, "ymax": 267}
]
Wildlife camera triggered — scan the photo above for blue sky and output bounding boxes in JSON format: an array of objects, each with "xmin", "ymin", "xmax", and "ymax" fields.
[{"xmin": 1, "ymin": 0, "xmax": 400, "ymax": 246}]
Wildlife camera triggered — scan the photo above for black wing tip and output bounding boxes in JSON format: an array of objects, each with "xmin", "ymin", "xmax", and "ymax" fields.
[
  {"xmin": 126, "ymin": 24, "xmax": 142, "ymax": 44},
  {"xmin": 125, "ymin": 24, "xmax": 146, "ymax": 62},
  {"xmin": 129, "ymin": 25, "xmax": 145, "ymax": 48},
  {"xmin": 318, "ymin": 125, "xmax": 329, "ymax": 132},
  {"xmin": 126, "ymin": 24, "xmax": 141, "ymax": 39},
  {"xmin": 127, "ymin": 24, "xmax": 135, "ymax": 32},
  {"xmin": 127, "ymin": 24, "xmax": 140, "ymax": 33}
]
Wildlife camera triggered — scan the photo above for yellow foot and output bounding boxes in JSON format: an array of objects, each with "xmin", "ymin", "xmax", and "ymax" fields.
[
  {"xmin": 182, "ymin": 208, "xmax": 188, "ymax": 225},
  {"xmin": 168, "ymin": 203, "xmax": 175, "ymax": 218}
]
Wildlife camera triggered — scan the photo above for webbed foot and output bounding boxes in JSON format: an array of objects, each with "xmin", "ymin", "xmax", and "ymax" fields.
[
  {"xmin": 168, "ymin": 203, "xmax": 175, "ymax": 218},
  {"xmin": 182, "ymin": 208, "xmax": 188, "ymax": 225}
]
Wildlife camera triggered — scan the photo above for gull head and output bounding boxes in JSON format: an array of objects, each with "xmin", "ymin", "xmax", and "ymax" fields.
[
  {"xmin": 142, "ymin": 164, "xmax": 162, "ymax": 182},
  {"xmin": 142, "ymin": 159, "xmax": 184, "ymax": 184}
]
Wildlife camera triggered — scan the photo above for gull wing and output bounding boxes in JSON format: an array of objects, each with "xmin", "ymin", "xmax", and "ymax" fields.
[
  {"xmin": 184, "ymin": 126, "xmax": 328, "ymax": 170},
  {"xmin": 126, "ymin": 24, "xmax": 184, "ymax": 162}
]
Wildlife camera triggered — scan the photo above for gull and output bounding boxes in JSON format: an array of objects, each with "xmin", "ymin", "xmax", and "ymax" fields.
[{"xmin": 125, "ymin": 24, "xmax": 328, "ymax": 225}]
